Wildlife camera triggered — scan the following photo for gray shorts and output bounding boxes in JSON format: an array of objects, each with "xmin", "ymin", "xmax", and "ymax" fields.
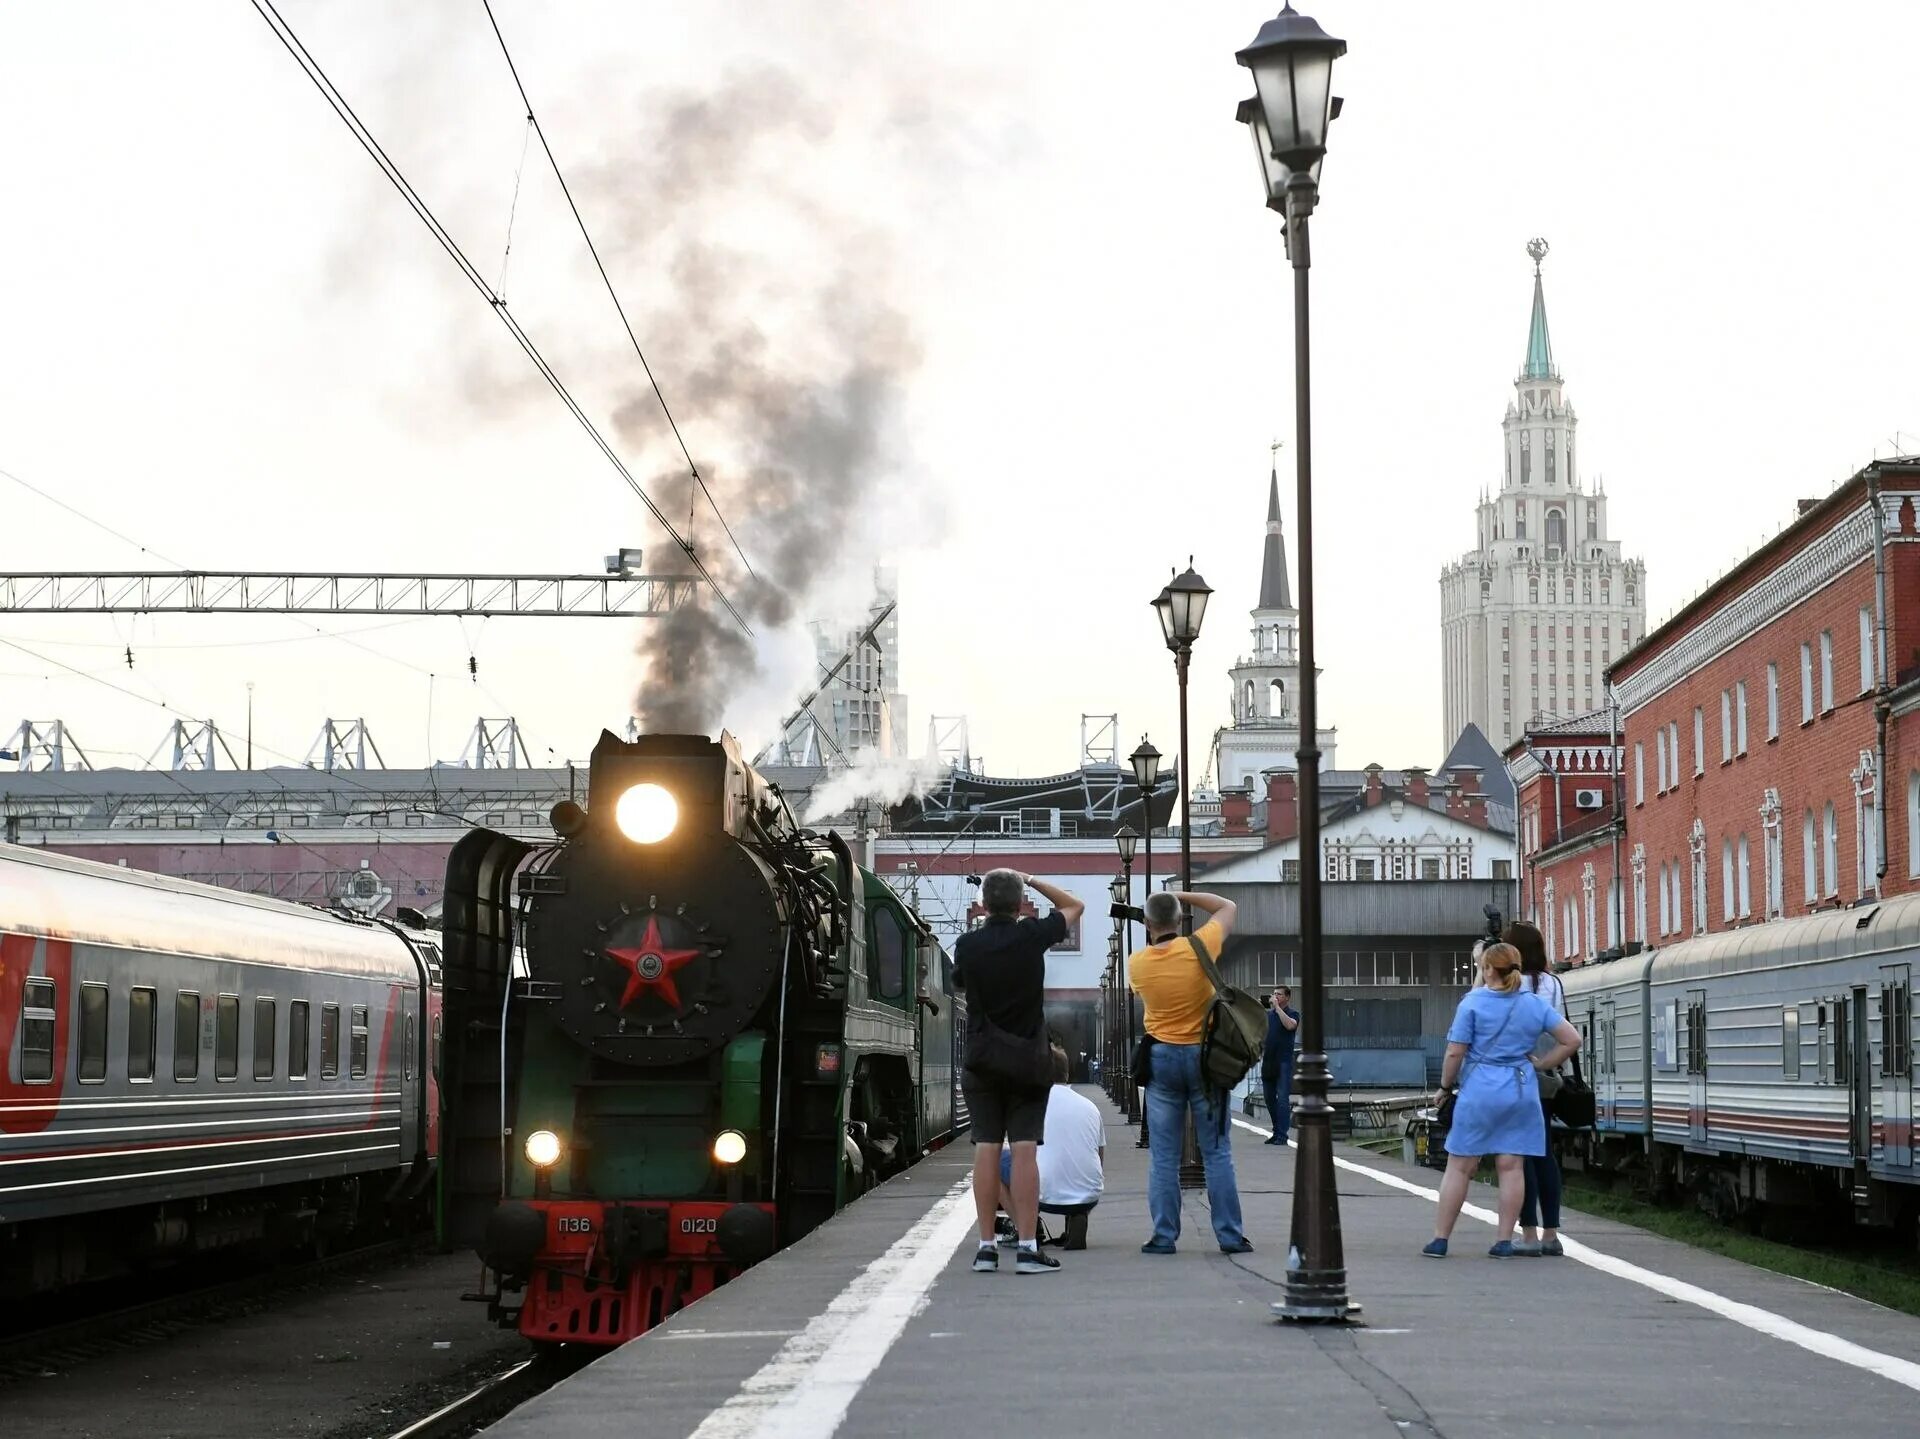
[{"xmin": 964, "ymin": 1074, "xmax": 1046, "ymax": 1146}]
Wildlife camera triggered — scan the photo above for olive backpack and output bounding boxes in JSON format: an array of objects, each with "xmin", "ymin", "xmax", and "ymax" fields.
[{"xmin": 1192, "ymin": 927, "xmax": 1266, "ymax": 1093}]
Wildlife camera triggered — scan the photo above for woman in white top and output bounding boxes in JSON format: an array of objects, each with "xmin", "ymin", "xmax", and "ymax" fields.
[{"xmin": 1505, "ymin": 920, "xmax": 1567, "ymax": 1256}]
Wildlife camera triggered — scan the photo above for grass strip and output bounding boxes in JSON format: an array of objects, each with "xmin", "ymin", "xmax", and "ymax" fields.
[{"xmin": 1560, "ymin": 1174, "xmax": 1920, "ymax": 1318}]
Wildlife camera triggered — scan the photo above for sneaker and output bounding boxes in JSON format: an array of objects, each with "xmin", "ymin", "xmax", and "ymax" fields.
[
  {"xmin": 1016, "ymin": 1246, "xmax": 1061, "ymax": 1275},
  {"xmin": 1420, "ymin": 1238, "xmax": 1448, "ymax": 1258},
  {"xmin": 1263, "ymin": 1136, "xmax": 1286, "ymax": 1145},
  {"xmin": 1539, "ymin": 1240, "xmax": 1565, "ymax": 1257},
  {"xmin": 1487, "ymin": 1240, "xmax": 1518, "ymax": 1258},
  {"xmin": 1219, "ymin": 1238, "xmax": 1254, "ymax": 1254},
  {"xmin": 972, "ymin": 1244, "xmax": 998, "ymax": 1273},
  {"xmin": 1140, "ymin": 1239, "xmax": 1177, "ymax": 1255}
]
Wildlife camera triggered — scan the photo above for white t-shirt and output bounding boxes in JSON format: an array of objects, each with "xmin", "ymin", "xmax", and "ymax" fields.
[
  {"xmin": 1524, "ymin": 971, "xmax": 1567, "ymax": 1059},
  {"xmin": 1038, "ymin": 1086, "xmax": 1105, "ymax": 1206}
]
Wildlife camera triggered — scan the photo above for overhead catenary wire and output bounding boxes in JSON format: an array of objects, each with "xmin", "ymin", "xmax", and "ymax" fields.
[
  {"xmin": 479, "ymin": 0, "xmax": 758, "ymax": 584},
  {"xmin": 245, "ymin": 0, "xmax": 750, "ymax": 634}
]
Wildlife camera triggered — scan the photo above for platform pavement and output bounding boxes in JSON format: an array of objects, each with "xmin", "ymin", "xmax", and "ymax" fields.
[{"xmin": 484, "ymin": 1089, "xmax": 1920, "ymax": 1438}]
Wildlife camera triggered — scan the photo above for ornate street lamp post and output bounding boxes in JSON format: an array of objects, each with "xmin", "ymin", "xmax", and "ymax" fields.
[
  {"xmin": 1237, "ymin": 3, "xmax": 1356, "ymax": 1323},
  {"xmin": 1127, "ymin": 740, "xmax": 1162, "ymax": 1141},
  {"xmin": 1152, "ymin": 564, "xmax": 1212, "ymax": 1191}
]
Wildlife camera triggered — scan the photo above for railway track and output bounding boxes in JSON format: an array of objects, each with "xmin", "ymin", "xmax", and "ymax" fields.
[
  {"xmin": 386, "ymin": 1351, "xmax": 587, "ymax": 1439},
  {"xmin": 0, "ymin": 1235, "xmax": 421, "ymax": 1383}
]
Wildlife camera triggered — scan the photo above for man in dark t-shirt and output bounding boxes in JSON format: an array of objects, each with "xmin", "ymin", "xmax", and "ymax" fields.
[
  {"xmin": 952, "ymin": 868, "xmax": 1083, "ymax": 1275},
  {"xmin": 1263, "ymin": 986, "xmax": 1300, "ymax": 1144}
]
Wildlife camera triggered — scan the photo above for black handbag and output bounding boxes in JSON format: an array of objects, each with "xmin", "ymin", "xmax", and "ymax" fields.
[
  {"xmin": 1129, "ymin": 1033, "xmax": 1156, "ymax": 1089},
  {"xmin": 966, "ymin": 1012, "xmax": 1052, "ymax": 1090},
  {"xmin": 1434, "ymin": 1089, "xmax": 1458, "ymax": 1129},
  {"xmin": 1552, "ymin": 1051, "xmax": 1597, "ymax": 1129}
]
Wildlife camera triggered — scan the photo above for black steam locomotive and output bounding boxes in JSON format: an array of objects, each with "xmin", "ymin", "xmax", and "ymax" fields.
[{"xmin": 438, "ymin": 731, "xmax": 964, "ymax": 1346}]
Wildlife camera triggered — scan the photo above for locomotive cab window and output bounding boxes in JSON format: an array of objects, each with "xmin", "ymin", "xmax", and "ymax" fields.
[
  {"xmin": 871, "ymin": 907, "xmax": 910, "ymax": 1005},
  {"xmin": 20, "ymin": 978, "xmax": 55, "ymax": 1084},
  {"xmin": 128, "ymin": 986, "xmax": 156, "ymax": 1082},
  {"xmin": 349, "ymin": 1005, "xmax": 368, "ymax": 1079},
  {"xmin": 215, "ymin": 995, "xmax": 240, "ymax": 1081},
  {"xmin": 174, "ymin": 990, "xmax": 200, "ymax": 1081},
  {"xmin": 78, "ymin": 982, "xmax": 108, "ymax": 1083},
  {"xmin": 254, "ymin": 997, "xmax": 276, "ymax": 1081},
  {"xmin": 289, "ymin": 999, "xmax": 310, "ymax": 1079},
  {"xmin": 321, "ymin": 1004, "xmax": 340, "ymax": 1079}
]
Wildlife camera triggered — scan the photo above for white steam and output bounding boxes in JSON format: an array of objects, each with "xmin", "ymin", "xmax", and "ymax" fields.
[{"xmin": 803, "ymin": 750, "xmax": 951, "ymax": 825}]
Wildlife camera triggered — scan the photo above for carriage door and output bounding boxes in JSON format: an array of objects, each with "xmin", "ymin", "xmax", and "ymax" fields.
[
  {"xmin": 1686, "ymin": 990, "xmax": 1709, "ymax": 1144},
  {"xmin": 1598, "ymin": 999, "xmax": 1618, "ymax": 1128},
  {"xmin": 1840, "ymin": 988, "xmax": 1873, "ymax": 1175},
  {"xmin": 1878, "ymin": 966, "xmax": 1913, "ymax": 1169}
]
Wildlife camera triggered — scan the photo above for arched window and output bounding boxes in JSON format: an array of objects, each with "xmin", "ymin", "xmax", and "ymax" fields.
[
  {"xmin": 1823, "ymin": 803, "xmax": 1839, "ymax": 896},
  {"xmin": 1515, "ymin": 507, "xmax": 1527, "ymax": 540},
  {"xmin": 1803, "ymin": 809, "xmax": 1818, "ymax": 903},
  {"xmin": 1271, "ymin": 678, "xmax": 1286, "ymax": 716},
  {"xmin": 1244, "ymin": 680, "xmax": 1255, "ymax": 717},
  {"xmin": 1546, "ymin": 509, "xmax": 1566, "ymax": 550}
]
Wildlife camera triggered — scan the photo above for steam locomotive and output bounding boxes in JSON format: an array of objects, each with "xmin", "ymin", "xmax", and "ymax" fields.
[{"xmin": 440, "ymin": 731, "xmax": 963, "ymax": 1347}]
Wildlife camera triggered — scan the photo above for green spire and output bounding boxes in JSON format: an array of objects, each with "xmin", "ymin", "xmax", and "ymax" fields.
[{"xmin": 1521, "ymin": 237, "xmax": 1557, "ymax": 381}]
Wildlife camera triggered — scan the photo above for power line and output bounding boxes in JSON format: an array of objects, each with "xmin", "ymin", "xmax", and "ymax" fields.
[
  {"xmin": 246, "ymin": 0, "xmax": 750, "ymax": 634},
  {"xmin": 479, "ymin": 0, "xmax": 758, "ymax": 582}
]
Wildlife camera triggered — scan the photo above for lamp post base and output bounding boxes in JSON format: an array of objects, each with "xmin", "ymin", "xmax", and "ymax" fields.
[{"xmin": 1271, "ymin": 1286, "xmax": 1363, "ymax": 1324}]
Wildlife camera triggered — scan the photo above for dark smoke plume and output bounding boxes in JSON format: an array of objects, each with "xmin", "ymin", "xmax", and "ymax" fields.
[{"xmin": 579, "ymin": 70, "xmax": 926, "ymax": 737}]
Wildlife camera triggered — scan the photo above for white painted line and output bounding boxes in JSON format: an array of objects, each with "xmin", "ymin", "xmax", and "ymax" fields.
[
  {"xmin": 1228, "ymin": 1115, "xmax": 1920, "ymax": 1393},
  {"xmin": 657, "ymin": 1330, "xmax": 803, "ymax": 1341},
  {"xmin": 685, "ymin": 1175, "xmax": 978, "ymax": 1439}
]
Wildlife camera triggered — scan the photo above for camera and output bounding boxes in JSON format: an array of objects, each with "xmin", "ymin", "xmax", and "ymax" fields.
[
  {"xmin": 1109, "ymin": 901, "xmax": 1146, "ymax": 924},
  {"xmin": 1483, "ymin": 903, "xmax": 1504, "ymax": 943},
  {"xmin": 965, "ymin": 873, "xmax": 982, "ymax": 888}
]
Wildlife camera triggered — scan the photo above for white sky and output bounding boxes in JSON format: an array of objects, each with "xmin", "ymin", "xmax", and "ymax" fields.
[{"xmin": 2, "ymin": 2, "xmax": 1917, "ymax": 781}]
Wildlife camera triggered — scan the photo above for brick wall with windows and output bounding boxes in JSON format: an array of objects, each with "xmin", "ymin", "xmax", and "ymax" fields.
[
  {"xmin": 1506, "ymin": 721, "xmax": 1625, "ymax": 963},
  {"xmin": 1610, "ymin": 467, "xmax": 1920, "ymax": 946}
]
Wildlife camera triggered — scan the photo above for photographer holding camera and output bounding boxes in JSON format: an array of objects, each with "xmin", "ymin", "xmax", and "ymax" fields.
[{"xmin": 954, "ymin": 868, "xmax": 1084, "ymax": 1276}]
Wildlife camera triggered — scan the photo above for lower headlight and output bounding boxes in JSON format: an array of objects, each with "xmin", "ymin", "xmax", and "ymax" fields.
[
  {"xmin": 712, "ymin": 1129, "xmax": 747, "ymax": 1165},
  {"xmin": 524, "ymin": 1129, "xmax": 564, "ymax": 1168}
]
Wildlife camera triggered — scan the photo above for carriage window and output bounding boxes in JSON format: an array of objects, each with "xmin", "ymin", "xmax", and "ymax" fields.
[
  {"xmin": 215, "ymin": 995, "xmax": 240, "ymax": 1081},
  {"xmin": 174, "ymin": 991, "xmax": 201, "ymax": 1081},
  {"xmin": 78, "ymin": 983, "xmax": 109, "ymax": 1083},
  {"xmin": 1833, "ymin": 1000, "xmax": 1850, "ymax": 1081},
  {"xmin": 402, "ymin": 1000, "xmax": 415, "ymax": 1081},
  {"xmin": 1886, "ymin": 985, "xmax": 1913, "ymax": 1079},
  {"xmin": 289, "ymin": 1000, "xmax": 310, "ymax": 1079},
  {"xmin": 321, "ymin": 1004, "xmax": 340, "ymax": 1079},
  {"xmin": 128, "ymin": 987, "xmax": 157, "ymax": 1081},
  {"xmin": 1816, "ymin": 1003, "xmax": 1832, "ymax": 1083},
  {"xmin": 20, "ymin": 978, "xmax": 56, "ymax": 1084},
  {"xmin": 254, "ymin": 997, "xmax": 277, "ymax": 1080},
  {"xmin": 871, "ymin": 909, "xmax": 909, "ymax": 1003},
  {"xmin": 350, "ymin": 1005, "xmax": 369, "ymax": 1079},
  {"xmin": 1782, "ymin": 1006, "xmax": 1801, "ymax": 1080}
]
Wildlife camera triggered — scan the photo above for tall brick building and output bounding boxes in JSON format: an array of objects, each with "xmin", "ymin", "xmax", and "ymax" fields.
[
  {"xmin": 1561, "ymin": 460, "xmax": 1920, "ymax": 953},
  {"xmin": 1506, "ymin": 710, "xmax": 1624, "ymax": 962}
]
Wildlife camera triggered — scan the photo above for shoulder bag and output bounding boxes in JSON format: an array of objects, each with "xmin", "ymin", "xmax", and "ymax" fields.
[
  {"xmin": 1552, "ymin": 1049, "xmax": 1597, "ymax": 1129},
  {"xmin": 1192, "ymin": 928, "xmax": 1267, "ymax": 1094},
  {"xmin": 965, "ymin": 1011, "xmax": 1052, "ymax": 1091}
]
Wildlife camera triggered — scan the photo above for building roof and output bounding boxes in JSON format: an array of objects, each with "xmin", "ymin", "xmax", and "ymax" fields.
[
  {"xmin": 887, "ymin": 763, "xmax": 1176, "ymax": 839},
  {"xmin": 1258, "ymin": 468, "xmax": 1292, "ymax": 612},
  {"xmin": 1521, "ymin": 244, "xmax": 1557, "ymax": 381},
  {"xmin": 1437, "ymin": 722, "xmax": 1517, "ymax": 810}
]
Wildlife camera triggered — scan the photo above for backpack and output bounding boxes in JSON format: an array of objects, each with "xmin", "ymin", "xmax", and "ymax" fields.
[{"xmin": 1191, "ymin": 928, "xmax": 1266, "ymax": 1093}]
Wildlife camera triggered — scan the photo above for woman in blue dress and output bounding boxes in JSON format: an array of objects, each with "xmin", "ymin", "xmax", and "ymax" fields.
[{"xmin": 1422, "ymin": 942, "xmax": 1582, "ymax": 1258}]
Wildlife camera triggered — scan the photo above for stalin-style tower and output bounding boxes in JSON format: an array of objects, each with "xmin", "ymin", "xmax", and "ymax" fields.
[{"xmin": 1439, "ymin": 240, "xmax": 1648, "ymax": 755}]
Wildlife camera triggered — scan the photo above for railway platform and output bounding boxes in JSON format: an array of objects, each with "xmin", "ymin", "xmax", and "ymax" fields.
[{"xmin": 482, "ymin": 1089, "xmax": 1920, "ymax": 1438}]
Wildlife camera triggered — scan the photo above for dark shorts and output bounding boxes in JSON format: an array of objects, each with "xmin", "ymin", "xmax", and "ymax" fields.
[{"xmin": 964, "ymin": 1074, "xmax": 1046, "ymax": 1146}]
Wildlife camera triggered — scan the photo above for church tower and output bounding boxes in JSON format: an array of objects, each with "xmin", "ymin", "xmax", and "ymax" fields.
[
  {"xmin": 1217, "ymin": 465, "xmax": 1338, "ymax": 791},
  {"xmin": 1439, "ymin": 240, "xmax": 1647, "ymax": 755}
]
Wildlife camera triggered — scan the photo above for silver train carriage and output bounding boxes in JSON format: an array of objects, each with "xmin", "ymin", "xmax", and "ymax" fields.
[
  {"xmin": 0, "ymin": 845, "xmax": 441, "ymax": 1294},
  {"xmin": 1563, "ymin": 893, "xmax": 1918, "ymax": 1229}
]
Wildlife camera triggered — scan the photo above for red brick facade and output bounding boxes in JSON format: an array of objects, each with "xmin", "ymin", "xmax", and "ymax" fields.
[
  {"xmin": 1604, "ymin": 465, "xmax": 1920, "ymax": 952},
  {"xmin": 1507, "ymin": 723, "xmax": 1624, "ymax": 962}
]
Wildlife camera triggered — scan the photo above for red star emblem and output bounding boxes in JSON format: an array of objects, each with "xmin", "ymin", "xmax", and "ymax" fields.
[{"xmin": 606, "ymin": 916, "xmax": 702, "ymax": 1011}]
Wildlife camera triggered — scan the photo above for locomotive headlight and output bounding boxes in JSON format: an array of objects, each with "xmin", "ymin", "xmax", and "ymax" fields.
[
  {"xmin": 712, "ymin": 1129, "xmax": 748, "ymax": 1166},
  {"xmin": 615, "ymin": 783, "xmax": 678, "ymax": 844},
  {"xmin": 524, "ymin": 1129, "xmax": 564, "ymax": 1169}
]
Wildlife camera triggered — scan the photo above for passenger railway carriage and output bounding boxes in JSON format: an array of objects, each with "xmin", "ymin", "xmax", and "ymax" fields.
[
  {"xmin": 1563, "ymin": 895, "xmax": 1918, "ymax": 1231},
  {"xmin": 0, "ymin": 846, "xmax": 441, "ymax": 1296}
]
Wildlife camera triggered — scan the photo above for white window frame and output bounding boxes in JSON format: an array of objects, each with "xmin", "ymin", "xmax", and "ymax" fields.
[
  {"xmin": 1820, "ymin": 630, "xmax": 1834, "ymax": 713},
  {"xmin": 1543, "ymin": 877, "xmax": 1557, "ymax": 957},
  {"xmin": 1668, "ymin": 722, "xmax": 1680, "ymax": 784},
  {"xmin": 1582, "ymin": 864, "xmax": 1597, "ymax": 955},
  {"xmin": 1635, "ymin": 742, "xmax": 1646, "ymax": 805},
  {"xmin": 1761, "ymin": 789, "xmax": 1784, "ymax": 920},
  {"xmin": 1721, "ymin": 839, "xmax": 1735, "ymax": 922},
  {"xmin": 1910, "ymin": 771, "xmax": 1920, "ymax": 881},
  {"xmin": 1736, "ymin": 681, "xmax": 1748, "ymax": 755},
  {"xmin": 1801, "ymin": 643, "xmax": 1814, "ymax": 723},
  {"xmin": 1690, "ymin": 821, "xmax": 1708, "ymax": 935},
  {"xmin": 1854, "ymin": 750, "xmax": 1879, "ymax": 897},
  {"xmin": 1693, "ymin": 707, "xmax": 1705, "ymax": 776},
  {"xmin": 1737, "ymin": 834, "xmax": 1751, "ymax": 918},
  {"xmin": 1720, "ymin": 692, "xmax": 1733, "ymax": 764},
  {"xmin": 1860, "ymin": 607, "xmax": 1873, "ymax": 694},
  {"xmin": 1823, "ymin": 801, "xmax": 1838, "ymax": 896},
  {"xmin": 1631, "ymin": 844, "xmax": 1648, "ymax": 944},
  {"xmin": 1767, "ymin": 662, "xmax": 1779, "ymax": 740},
  {"xmin": 1655, "ymin": 729, "xmax": 1668, "ymax": 793},
  {"xmin": 1803, "ymin": 808, "xmax": 1818, "ymax": 904}
]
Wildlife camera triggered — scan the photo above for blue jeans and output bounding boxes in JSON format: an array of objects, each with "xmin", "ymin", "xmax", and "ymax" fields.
[
  {"xmin": 1262, "ymin": 1057, "xmax": 1294, "ymax": 1140},
  {"xmin": 1145, "ymin": 1043, "xmax": 1245, "ymax": 1248}
]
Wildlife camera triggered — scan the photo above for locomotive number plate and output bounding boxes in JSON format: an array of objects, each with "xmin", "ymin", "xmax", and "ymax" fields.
[
  {"xmin": 680, "ymin": 1217, "xmax": 718, "ymax": 1235},
  {"xmin": 555, "ymin": 1216, "xmax": 595, "ymax": 1234}
]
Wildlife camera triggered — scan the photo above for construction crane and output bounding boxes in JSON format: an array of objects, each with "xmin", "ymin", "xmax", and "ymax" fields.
[{"xmin": 757, "ymin": 599, "xmax": 897, "ymax": 768}]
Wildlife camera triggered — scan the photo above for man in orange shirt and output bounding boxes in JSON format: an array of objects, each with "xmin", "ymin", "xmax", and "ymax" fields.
[{"xmin": 1128, "ymin": 890, "xmax": 1250, "ymax": 1255}]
